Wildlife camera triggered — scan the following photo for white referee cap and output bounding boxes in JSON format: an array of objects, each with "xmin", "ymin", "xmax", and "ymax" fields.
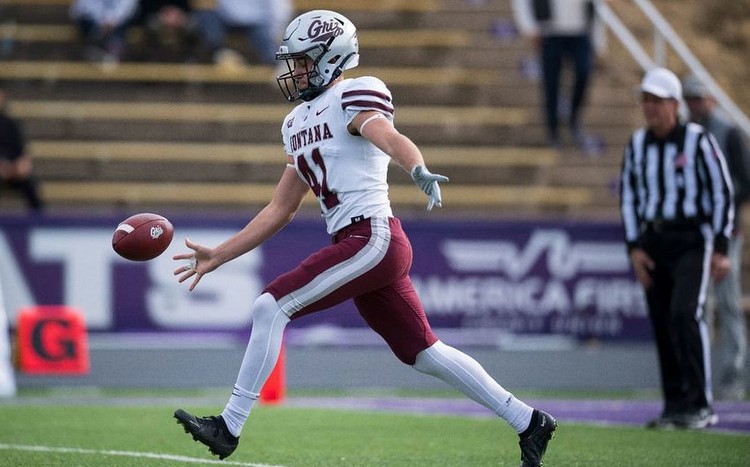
[{"xmin": 640, "ymin": 67, "xmax": 682, "ymax": 100}]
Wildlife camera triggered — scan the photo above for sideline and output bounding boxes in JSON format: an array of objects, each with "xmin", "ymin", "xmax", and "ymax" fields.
[
  {"xmin": 285, "ymin": 396, "xmax": 750, "ymax": 435},
  {"xmin": 0, "ymin": 443, "xmax": 287, "ymax": 467}
]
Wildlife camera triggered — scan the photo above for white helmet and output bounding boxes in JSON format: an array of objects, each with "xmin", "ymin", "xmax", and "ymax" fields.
[{"xmin": 276, "ymin": 10, "xmax": 359, "ymax": 102}]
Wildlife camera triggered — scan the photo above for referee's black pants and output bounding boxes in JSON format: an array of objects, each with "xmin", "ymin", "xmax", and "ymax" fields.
[{"xmin": 641, "ymin": 226, "xmax": 713, "ymax": 415}]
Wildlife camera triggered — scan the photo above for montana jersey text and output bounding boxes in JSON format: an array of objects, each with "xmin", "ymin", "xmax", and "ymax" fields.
[{"xmin": 282, "ymin": 76, "xmax": 395, "ymax": 234}]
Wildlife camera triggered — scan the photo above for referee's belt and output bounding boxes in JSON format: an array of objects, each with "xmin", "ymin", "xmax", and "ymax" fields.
[{"xmin": 643, "ymin": 218, "xmax": 702, "ymax": 233}]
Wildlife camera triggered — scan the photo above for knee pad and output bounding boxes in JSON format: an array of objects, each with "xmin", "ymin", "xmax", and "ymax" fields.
[
  {"xmin": 251, "ymin": 292, "xmax": 285, "ymax": 328},
  {"xmin": 412, "ymin": 340, "xmax": 448, "ymax": 375}
]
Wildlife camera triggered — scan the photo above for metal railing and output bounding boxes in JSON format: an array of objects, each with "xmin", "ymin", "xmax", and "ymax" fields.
[{"xmin": 595, "ymin": 0, "xmax": 750, "ymax": 138}]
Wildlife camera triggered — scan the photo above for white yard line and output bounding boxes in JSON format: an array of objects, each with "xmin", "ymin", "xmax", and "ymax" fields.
[{"xmin": 0, "ymin": 443, "xmax": 287, "ymax": 467}]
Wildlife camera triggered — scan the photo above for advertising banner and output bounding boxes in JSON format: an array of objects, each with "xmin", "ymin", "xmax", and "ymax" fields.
[{"xmin": 0, "ymin": 214, "xmax": 650, "ymax": 344}]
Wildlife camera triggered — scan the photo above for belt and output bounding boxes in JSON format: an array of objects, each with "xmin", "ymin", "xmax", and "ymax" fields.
[
  {"xmin": 643, "ymin": 219, "xmax": 702, "ymax": 233},
  {"xmin": 332, "ymin": 215, "xmax": 368, "ymax": 243}
]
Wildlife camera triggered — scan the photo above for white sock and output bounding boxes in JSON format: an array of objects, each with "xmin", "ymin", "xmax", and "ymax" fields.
[
  {"xmin": 220, "ymin": 293, "xmax": 290, "ymax": 437},
  {"xmin": 412, "ymin": 340, "xmax": 533, "ymax": 433},
  {"xmin": 222, "ymin": 385, "xmax": 258, "ymax": 437}
]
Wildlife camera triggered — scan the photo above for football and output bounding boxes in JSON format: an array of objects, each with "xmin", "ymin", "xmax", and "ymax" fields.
[{"xmin": 112, "ymin": 212, "xmax": 174, "ymax": 261}]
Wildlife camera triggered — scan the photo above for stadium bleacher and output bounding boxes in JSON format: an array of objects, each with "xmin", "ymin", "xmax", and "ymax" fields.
[{"xmin": 0, "ymin": 0, "xmax": 641, "ymax": 219}]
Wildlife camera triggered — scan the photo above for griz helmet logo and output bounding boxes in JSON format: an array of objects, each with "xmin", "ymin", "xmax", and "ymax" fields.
[{"xmin": 302, "ymin": 18, "xmax": 344, "ymax": 43}]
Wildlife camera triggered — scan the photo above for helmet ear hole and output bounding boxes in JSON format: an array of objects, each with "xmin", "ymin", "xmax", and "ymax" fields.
[
  {"xmin": 310, "ymin": 74, "xmax": 325, "ymax": 87},
  {"xmin": 327, "ymin": 55, "xmax": 340, "ymax": 65}
]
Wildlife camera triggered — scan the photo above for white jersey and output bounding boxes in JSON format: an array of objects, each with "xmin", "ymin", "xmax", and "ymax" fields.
[{"xmin": 281, "ymin": 76, "xmax": 395, "ymax": 234}]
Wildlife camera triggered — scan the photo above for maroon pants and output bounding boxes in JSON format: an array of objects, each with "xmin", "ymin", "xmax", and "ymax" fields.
[{"xmin": 265, "ymin": 217, "xmax": 437, "ymax": 364}]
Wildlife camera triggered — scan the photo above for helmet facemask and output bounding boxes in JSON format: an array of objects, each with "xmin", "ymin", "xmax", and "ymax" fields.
[{"xmin": 276, "ymin": 44, "xmax": 329, "ymax": 102}]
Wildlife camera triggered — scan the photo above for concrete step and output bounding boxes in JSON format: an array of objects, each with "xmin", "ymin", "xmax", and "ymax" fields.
[
  {"xmin": 0, "ymin": 59, "xmax": 514, "ymax": 87},
  {"xmin": 38, "ymin": 180, "xmax": 596, "ymax": 217},
  {"xmin": 4, "ymin": 24, "xmax": 520, "ymax": 67},
  {"xmin": 11, "ymin": 100, "xmax": 532, "ymax": 126},
  {"xmin": 29, "ymin": 139, "xmax": 558, "ymax": 185},
  {"xmin": 10, "ymin": 95, "xmax": 636, "ymax": 145},
  {"xmin": 0, "ymin": 0, "xmax": 500, "ymax": 30},
  {"xmin": 2, "ymin": 70, "xmax": 640, "ymax": 109},
  {"xmin": 22, "ymin": 117, "xmax": 632, "ymax": 148}
]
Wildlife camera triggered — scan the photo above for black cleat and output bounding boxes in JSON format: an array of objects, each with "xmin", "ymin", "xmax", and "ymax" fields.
[
  {"xmin": 519, "ymin": 410, "xmax": 557, "ymax": 467},
  {"xmin": 174, "ymin": 409, "xmax": 239, "ymax": 460}
]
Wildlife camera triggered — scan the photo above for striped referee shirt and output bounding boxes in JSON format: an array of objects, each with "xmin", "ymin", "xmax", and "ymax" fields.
[{"xmin": 620, "ymin": 122, "xmax": 734, "ymax": 254}]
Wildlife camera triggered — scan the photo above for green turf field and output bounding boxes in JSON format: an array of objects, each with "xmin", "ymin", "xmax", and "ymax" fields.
[{"xmin": 1, "ymin": 396, "xmax": 749, "ymax": 467}]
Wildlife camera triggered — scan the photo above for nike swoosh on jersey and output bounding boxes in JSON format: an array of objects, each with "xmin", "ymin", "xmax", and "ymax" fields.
[{"xmin": 316, "ymin": 106, "xmax": 330, "ymax": 116}]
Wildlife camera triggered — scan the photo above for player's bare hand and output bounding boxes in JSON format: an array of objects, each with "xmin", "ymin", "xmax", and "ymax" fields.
[
  {"xmin": 629, "ymin": 248, "xmax": 655, "ymax": 289},
  {"xmin": 710, "ymin": 253, "xmax": 730, "ymax": 281},
  {"xmin": 173, "ymin": 238, "xmax": 216, "ymax": 291}
]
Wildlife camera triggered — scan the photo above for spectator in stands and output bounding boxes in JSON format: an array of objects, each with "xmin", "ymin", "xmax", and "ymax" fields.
[
  {"xmin": 70, "ymin": 0, "xmax": 139, "ymax": 63},
  {"xmin": 0, "ymin": 89, "xmax": 44, "ymax": 212},
  {"xmin": 684, "ymin": 74, "xmax": 750, "ymax": 401},
  {"xmin": 192, "ymin": 0, "xmax": 290, "ymax": 67},
  {"xmin": 135, "ymin": 0, "xmax": 197, "ymax": 62},
  {"xmin": 512, "ymin": 0, "xmax": 602, "ymax": 149}
]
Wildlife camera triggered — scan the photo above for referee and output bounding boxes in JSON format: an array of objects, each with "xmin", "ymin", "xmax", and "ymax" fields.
[{"xmin": 619, "ymin": 68, "xmax": 734, "ymax": 430}]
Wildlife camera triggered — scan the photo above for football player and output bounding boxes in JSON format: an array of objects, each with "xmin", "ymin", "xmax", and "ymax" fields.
[{"xmin": 172, "ymin": 10, "xmax": 556, "ymax": 467}]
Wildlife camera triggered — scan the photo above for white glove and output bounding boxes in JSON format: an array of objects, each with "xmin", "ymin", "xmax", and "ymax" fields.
[{"xmin": 411, "ymin": 165, "xmax": 449, "ymax": 211}]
